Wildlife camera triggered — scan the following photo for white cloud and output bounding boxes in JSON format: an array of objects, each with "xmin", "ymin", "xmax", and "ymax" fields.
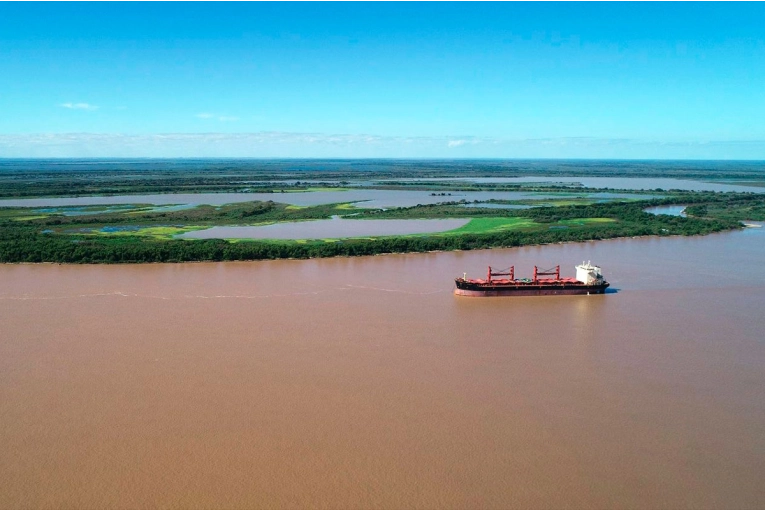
[
  {"xmin": 1, "ymin": 132, "xmax": 764, "ymax": 159},
  {"xmin": 448, "ymin": 138, "xmax": 486, "ymax": 148},
  {"xmin": 196, "ymin": 113, "xmax": 239, "ymax": 121},
  {"xmin": 59, "ymin": 102, "xmax": 98, "ymax": 110}
]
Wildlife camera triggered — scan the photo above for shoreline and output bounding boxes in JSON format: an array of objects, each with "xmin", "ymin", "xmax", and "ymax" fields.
[{"xmin": 0, "ymin": 225, "xmax": 747, "ymax": 266}]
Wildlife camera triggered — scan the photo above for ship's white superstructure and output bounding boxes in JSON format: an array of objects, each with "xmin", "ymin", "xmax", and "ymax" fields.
[{"xmin": 575, "ymin": 261, "xmax": 604, "ymax": 285}]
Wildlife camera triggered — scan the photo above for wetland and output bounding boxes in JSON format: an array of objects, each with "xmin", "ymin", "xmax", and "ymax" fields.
[{"xmin": 1, "ymin": 159, "xmax": 764, "ymax": 263}]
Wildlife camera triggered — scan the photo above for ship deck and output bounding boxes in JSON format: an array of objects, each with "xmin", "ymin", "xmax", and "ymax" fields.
[{"xmin": 462, "ymin": 277, "xmax": 583, "ymax": 285}]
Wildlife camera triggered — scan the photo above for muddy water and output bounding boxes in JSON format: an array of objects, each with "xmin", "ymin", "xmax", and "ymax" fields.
[
  {"xmin": 179, "ymin": 218, "xmax": 470, "ymax": 240},
  {"xmin": 0, "ymin": 190, "xmax": 539, "ymax": 209},
  {"xmin": 0, "ymin": 189, "xmax": 656, "ymax": 209},
  {"xmin": 1, "ymin": 226, "xmax": 764, "ymax": 509}
]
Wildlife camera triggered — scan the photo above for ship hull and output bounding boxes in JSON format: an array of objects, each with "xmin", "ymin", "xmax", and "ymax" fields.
[{"xmin": 454, "ymin": 281, "xmax": 609, "ymax": 297}]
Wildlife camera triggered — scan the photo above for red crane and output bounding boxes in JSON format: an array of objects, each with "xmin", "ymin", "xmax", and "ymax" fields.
[
  {"xmin": 487, "ymin": 266, "xmax": 514, "ymax": 283},
  {"xmin": 533, "ymin": 265, "xmax": 560, "ymax": 282}
]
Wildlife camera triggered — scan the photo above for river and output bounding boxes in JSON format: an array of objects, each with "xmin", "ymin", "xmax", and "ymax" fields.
[
  {"xmin": 1, "ymin": 225, "xmax": 764, "ymax": 509},
  {"xmin": 0, "ymin": 189, "xmax": 659, "ymax": 209}
]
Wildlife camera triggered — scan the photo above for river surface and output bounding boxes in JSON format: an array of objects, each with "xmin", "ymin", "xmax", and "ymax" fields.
[
  {"xmin": 0, "ymin": 187, "xmax": 689, "ymax": 209},
  {"xmin": 0, "ymin": 190, "xmax": 553, "ymax": 208},
  {"xmin": 1, "ymin": 226, "xmax": 764, "ymax": 509},
  {"xmin": 179, "ymin": 218, "xmax": 470, "ymax": 240}
]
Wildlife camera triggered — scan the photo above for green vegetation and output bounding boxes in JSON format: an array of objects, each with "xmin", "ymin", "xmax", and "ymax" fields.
[
  {"xmin": 0, "ymin": 192, "xmax": 751, "ymax": 263},
  {"xmin": 1, "ymin": 160, "xmax": 763, "ymax": 264},
  {"xmin": 442, "ymin": 217, "xmax": 538, "ymax": 234},
  {"xmin": 3, "ymin": 159, "xmax": 763, "ymax": 199},
  {"xmin": 685, "ymin": 194, "xmax": 765, "ymax": 221},
  {"xmin": 79, "ymin": 225, "xmax": 206, "ymax": 240},
  {"xmin": 6, "ymin": 201, "xmax": 350, "ymax": 228}
]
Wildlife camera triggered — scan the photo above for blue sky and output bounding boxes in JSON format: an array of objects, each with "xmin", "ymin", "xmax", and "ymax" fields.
[{"xmin": 1, "ymin": 2, "xmax": 764, "ymax": 158}]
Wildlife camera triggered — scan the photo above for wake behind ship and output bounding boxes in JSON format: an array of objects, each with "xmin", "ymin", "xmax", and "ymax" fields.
[{"xmin": 454, "ymin": 262, "xmax": 609, "ymax": 297}]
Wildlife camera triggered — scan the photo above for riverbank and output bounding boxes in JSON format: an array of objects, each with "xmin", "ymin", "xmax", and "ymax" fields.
[
  {"xmin": 0, "ymin": 219, "xmax": 742, "ymax": 264},
  {"xmin": 2, "ymin": 181, "xmax": 762, "ymax": 264},
  {"xmin": 0, "ymin": 222, "xmax": 745, "ymax": 263}
]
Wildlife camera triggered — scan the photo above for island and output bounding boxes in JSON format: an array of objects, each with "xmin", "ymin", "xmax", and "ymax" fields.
[{"xmin": 1, "ymin": 160, "xmax": 763, "ymax": 264}]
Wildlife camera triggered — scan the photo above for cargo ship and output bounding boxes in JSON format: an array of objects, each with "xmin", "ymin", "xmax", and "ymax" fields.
[{"xmin": 454, "ymin": 261, "xmax": 609, "ymax": 297}]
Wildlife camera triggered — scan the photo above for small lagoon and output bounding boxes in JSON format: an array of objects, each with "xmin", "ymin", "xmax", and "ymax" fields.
[
  {"xmin": 177, "ymin": 218, "xmax": 470, "ymax": 240},
  {"xmin": 644, "ymin": 205, "xmax": 687, "ymax": 217},
  {"xmin": 461, "ymin": 203, "xmax": 533, "ymax": 210}
]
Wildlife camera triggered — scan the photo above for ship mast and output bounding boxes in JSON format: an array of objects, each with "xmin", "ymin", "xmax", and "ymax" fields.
[
  {"xmin": 487, "ymin": 266, "xmax": 514, "ymax": 282},
  {"xmin": 533, "ymin": 265, "xmax": 560, "ymax": 282}
]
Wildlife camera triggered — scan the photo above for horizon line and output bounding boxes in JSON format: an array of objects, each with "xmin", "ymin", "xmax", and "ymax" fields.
[{"xmin": 1, "ymin": 157, "xmax": 764, "ymax": 162}]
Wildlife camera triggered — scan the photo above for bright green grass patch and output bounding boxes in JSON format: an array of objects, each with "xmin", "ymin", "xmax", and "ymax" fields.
[
  {"xmin": 285, "ymin": 205, "xmax": 308, "ymax": 210},
  {"xmin": 139, "ymin": 226, "xmax": 206, "ymax": 238},
  {"xmin": 558, "ymin": 218, "xmax": 616, "ymax": 226},
  {"xmin": 443, "ymin": 217, "xmax": 538, "ymax": 235},
  {"xmin": 14, "ymin": 215, "xmax": 50, "ymax": 221},
  {"xmin": 123, "ymin": 207, "xmax": 166, "ymax": 215},
  {"xmin": 82, "ymin": 225, "xmax": 207, "ymax": 240},
  {"xmin": 530, "ymin": 199, "xmax": 597, "ymax": 207},
  {"xmin": 334, "ymin": 203, "xmax": 358, "ymax": 210}
]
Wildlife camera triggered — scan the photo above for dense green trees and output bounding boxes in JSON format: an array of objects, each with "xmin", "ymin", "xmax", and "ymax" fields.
[
  {"xmin": 685, "ymin": 194, "xmax": 765, "ymax": 221},
  {"xmin": 0, "ymin": 211, "xmax": 739, "ymax": 264},
  {"xmin": 0, "ymin": 186, "xmax": 759, "ymax": 264}
]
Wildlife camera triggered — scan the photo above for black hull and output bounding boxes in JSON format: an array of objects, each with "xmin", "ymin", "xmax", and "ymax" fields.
[{"xmin": 454, "ymin": 280, "xmax": 609, "ymax": 297}]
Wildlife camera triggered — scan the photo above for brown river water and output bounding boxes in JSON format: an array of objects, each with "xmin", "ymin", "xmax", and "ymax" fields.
[{"xmin": 1, "ymin": 226, "xmax": 764, "ymax": 509}]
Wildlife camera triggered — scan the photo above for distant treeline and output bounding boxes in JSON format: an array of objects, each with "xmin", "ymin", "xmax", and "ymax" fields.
[
  {"xmin": 1, "ymin": 159, "xmax": 764, "ymax": 197},
  {"xmin": 684, "ymin": 194, "xmax": 765, "ymax": 221},
  {"xmin": 0, "ymin": 178, "xmax": 348, "ymax": 198}
]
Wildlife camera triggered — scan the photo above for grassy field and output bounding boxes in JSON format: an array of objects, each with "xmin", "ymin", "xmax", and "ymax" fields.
[
  {"xmin": 558, "ymin": 218, "xmax": 616, "ymax": 225},
  {"xmin": 441, "ymin": 217, "xmax": 538, "ymax": 234},
  {"xmin": 437, "ymin": 217, "xmax": 615, "ymax": 236},
  {"xmin": 77, "ymin": 225, "xmax": 207, "ymax": 239}
]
